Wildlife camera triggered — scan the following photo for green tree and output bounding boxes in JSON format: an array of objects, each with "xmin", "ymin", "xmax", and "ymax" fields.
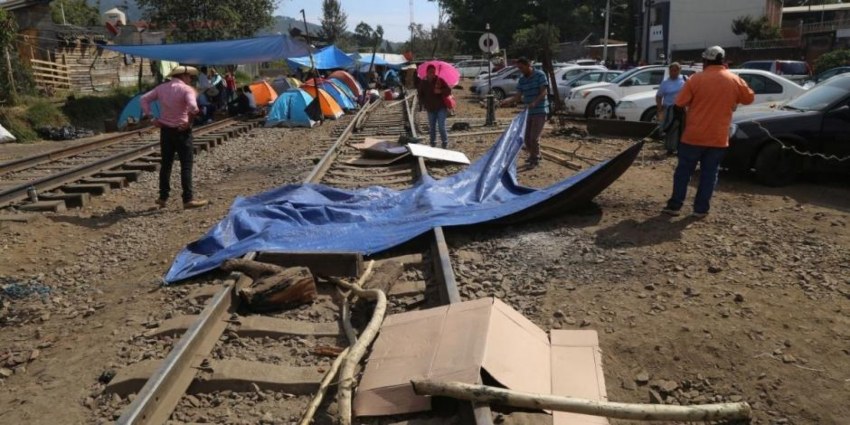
[
  {"xmin": 320, "ymin": 0, "xmax": 347, "ymax": 43},
  {"xmin": 354, "ymin": 21, "xmax": 373, "ymax": 47},
  {"xmin": 814, "ymin": 49, "xmax": 850, "ymax": 74},
  {"xmin": 732, "ymin": 15, "xmax": 781, "ymax": 41},
  {"xmin": 136, "ymin": 0, "xmax": 275, "ymax": 42},
  {"xmin": 511, "ymin": 24, "xmax": 559, "ymax": 59},
  {"xmin": 49, "ymin": 0, "xmax": 100, "ymax": 26}
]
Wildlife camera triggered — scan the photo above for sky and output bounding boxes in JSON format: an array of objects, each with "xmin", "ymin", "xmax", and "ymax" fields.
[{"xmin": 276, "ymin": 0, "xmax": 441, "ymax": 43}]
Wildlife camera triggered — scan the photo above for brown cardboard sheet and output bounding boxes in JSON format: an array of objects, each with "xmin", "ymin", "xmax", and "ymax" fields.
[{"xmin": 353, "ymin": 297, "xmax": 607, "ymax": 422}]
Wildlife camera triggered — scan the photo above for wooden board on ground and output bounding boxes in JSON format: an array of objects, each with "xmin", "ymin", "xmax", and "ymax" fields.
[
  {"xmin": 586, "ymin": 119, "xmax": 657, "ymax": 139},
  {"xmin": 255, "ymin": 252, "xmax": 364, "ymax": 278}
]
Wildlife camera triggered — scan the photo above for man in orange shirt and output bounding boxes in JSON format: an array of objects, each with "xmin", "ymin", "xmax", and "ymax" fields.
[{"xmin": 662, "ymin": 46, "xmax": 754, "ymax": 218}]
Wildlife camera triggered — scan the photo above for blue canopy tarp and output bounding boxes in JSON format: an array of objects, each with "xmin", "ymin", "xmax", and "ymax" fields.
[
  {"xmin": 287, "ymin": 45, "xmax": 354, "ymax": 70},
  {"xmin": 102, "ymin": 35, "xmax": 310, "ymax": 65},
  {"xmin": 164, "ymin": 111, "xmax": 642, "ymax": 283},
  {"xmin": 118, "ymin": 93, "xmax": 160, "ymax": 130},
  {"xmin": 265, "ymin": 89, "xmax": 316, "ymax": 128}
]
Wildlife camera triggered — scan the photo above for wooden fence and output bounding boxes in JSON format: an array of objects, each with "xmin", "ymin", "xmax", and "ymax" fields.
[{"xmin": 30, "ymin": 58, "xmax": 71, "ymax": 92}]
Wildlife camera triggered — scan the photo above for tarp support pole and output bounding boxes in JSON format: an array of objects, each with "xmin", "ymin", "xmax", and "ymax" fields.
[{"xmin": 301, "ymin": 9, "xmax": 323, "ymax": 124}]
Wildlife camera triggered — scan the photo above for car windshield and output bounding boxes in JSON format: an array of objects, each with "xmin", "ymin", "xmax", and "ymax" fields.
[
  {"xmin": 610, "ymin": 67, "xmax": 652, "ymax": 84},
  {"xmin": 779, "ymin": 62, "xmax": 808, "ymax": 75},
  {"xmin": 783, "ymin": 78, "xmax": 850, "ymax": 111}
]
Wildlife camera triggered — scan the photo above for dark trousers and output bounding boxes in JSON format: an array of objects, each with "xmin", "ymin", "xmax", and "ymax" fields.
[
  {"xmin": 159, "ymin": 127, "xmax": 194, "ymax": 203},
  {"xmin": 667, "ymin": 142, "xmax": 726, "ymax": 214},
  {"xmin": 524, "ymin": 114, "xmax": 546, "ymax": 160}
]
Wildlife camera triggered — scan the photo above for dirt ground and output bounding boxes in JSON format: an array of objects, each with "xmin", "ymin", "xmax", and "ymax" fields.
[{"xmin": 1, "ymin": 91, "xmax": 849, "ymax": 425}]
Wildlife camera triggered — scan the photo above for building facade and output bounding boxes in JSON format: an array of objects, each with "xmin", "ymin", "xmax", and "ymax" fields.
[{"xmin": 638, "ymin": 0, "xmax": 782, "ymax": 63}]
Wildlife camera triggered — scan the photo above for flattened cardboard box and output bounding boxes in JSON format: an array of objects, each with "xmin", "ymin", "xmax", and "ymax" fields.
[{"xmin": 353, "ymin": 297, "xmax": 608, "ymax": 425}]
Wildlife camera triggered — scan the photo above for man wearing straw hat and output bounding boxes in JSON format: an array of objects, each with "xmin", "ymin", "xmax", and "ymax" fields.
[{"xmin": 141, "ymin": 65, "xmax": 209, "ymax": 209}]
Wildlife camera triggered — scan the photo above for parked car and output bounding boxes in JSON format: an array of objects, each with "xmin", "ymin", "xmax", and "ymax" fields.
[
  {"xmin": 556, "ymin": 69, "xmax": 622, "ymax": 99},
  {"xmin": 469, "ymin": 66, "xmax": 516, "ymax": 94},
  {"xmin": 803, "ymin": 66, "xmax": 850, "ymax": 89},
  {"xmin": 616, "ymin": 69, "xmax": 806, "ymax": 122},
  {"xmin": 473, "ymin": 63, "xmax": 574, "ymax": 99},
  {"xmin": 738, "ymin": 60, "xmax": 812, "ymax": 84},
  {"xmin": 568, "ymin": 59, "xmax": 600, "ymax": 66},
  {"xmin": 553, "ymin": 65, "xmax": 608, "ymax": 98},
  {"xmin": 454, "ymin": 59, "xmax": 493, "ymax": 78},
  {"xmin": 564, "ymin": 65, "xmax": 697, "ymax": 119},
  {"xmin": 725, "ymin": 73, "xmax": 850, "ymax": 186}
]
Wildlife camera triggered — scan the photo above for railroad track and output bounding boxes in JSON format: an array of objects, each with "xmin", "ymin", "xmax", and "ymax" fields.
[
  {"xmin": 0, "ymin": 118, "xmax": 262, "ymax": 212},
  {"xmin": 102, "ymin": 97, "xmax": 494, "ymax": 425}
]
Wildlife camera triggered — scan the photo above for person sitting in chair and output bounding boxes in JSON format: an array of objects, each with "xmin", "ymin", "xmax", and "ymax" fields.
[
  {"xmin": 228, "ymin": 86, "xmax": 257, "ymax": 116},
  {"xmin": 196, "ymin": 87, "xmax": 218, "ymax": 124}
]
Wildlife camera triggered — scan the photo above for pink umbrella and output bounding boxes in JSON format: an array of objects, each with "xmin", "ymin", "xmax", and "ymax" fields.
[{"xmin": 417, "ymin": 60, "xmax": 461, "ymax": 87}]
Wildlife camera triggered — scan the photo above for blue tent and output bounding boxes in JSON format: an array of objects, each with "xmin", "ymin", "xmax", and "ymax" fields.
[
  {"xmin": 118, "ymin": 93, "xmax": 160, "ymax": 130},
  {"xmin": 265, "ymin": 89, "xmax": 317, "ymax": 128},
  {"xmin": 329, "ymin": 77, "xmax": 357, "ymax": 101},
  {"xmin": 286, "ymin": 45, "xmax": 354, "ymax": 70},
  {"xmin": 164, "ymin": 111, "xmax": 643, "ymax": 283},
  {"xmin": 302, "ymin": 79, "xmax": 357, "ymax": 110},
  {"xmin": 103, "ymin": 35, "xmax": 310, "ymax": 65}
]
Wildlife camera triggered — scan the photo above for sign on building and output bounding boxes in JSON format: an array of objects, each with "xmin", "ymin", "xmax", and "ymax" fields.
[{"xmin": 650, "ymin": 25, "xmax": 664, "ymax": 42}]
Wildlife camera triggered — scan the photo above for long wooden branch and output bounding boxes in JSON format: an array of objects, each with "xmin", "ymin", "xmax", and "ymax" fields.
[
  {"xmin": 324, "ymin": 261, "xmax": 386, "ymax": 425},
  {"xmin": 297, "ymin": 347, "xmax": 350, "ymax": 425},
  {"xmin": 411, "ymin": 380, "xmax": 752, "ymax": 422}
]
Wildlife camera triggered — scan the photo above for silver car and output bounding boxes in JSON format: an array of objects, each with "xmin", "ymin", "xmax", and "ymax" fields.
[{"xmin": 476, "ymin": 63, "xmax": 573, "ymax": 100}]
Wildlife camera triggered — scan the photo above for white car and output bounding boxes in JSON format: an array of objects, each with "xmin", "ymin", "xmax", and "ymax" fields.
[
  {"xmin": 553, "ymin": 65, "xmax": 608, "ymax": 99},
  {"xmin": 615, "ymin": 69, "xmax": 806, "ymax": 122},
  {"xmin": 565, "ymin": 65, "xmax": 697, "ymax": 119},
  {"xmin": 454, "ymin": 59, "xmax": 493, "ymax": 78}
]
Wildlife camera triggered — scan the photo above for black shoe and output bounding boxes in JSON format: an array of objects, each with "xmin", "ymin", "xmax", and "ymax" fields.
[{"xmin": 661, "ymin": 207, "xmax": 680, "ymax": 216}]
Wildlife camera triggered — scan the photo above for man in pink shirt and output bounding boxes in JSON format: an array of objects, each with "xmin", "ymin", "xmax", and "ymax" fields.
[{"xmin": 141, "ymin": 65, "xmax": 208, "ymax": 209}]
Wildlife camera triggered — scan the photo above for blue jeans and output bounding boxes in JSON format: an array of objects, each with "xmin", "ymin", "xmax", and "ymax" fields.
[
  {"xmin": 667, "ymin": 142, "xmax": 726, "ymax": 214},
  {"xmin": 427, "ymin": 108, "xmax": 448, "ymax": 146}
]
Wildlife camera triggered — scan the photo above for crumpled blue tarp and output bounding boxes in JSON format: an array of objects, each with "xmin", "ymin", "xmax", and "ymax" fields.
[
  {"xmin": 165, "ymin": 111, "xmax": 631, "ymax": 283},
  {"xmin": 103, "ymin": 35, "xmax": 310, "ymax": 65}
]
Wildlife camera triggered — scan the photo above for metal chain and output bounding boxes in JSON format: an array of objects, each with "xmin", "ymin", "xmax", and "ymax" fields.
[{"xmin": 752, "ymin": 120, "xmax": 850, "ymax": 163}]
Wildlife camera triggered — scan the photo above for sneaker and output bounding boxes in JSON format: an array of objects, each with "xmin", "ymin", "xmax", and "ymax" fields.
[
  {"xmin": 155, "ymin": 198, "xmax": 168, "ymax": 208},
  {"xmin": 183, "ymin": 199, "xmax": 209, "ymax": 209},
  {"xmin": 441, "ymin": 142, "xmax": 448, "ymax": 149},
  {"xmin": 661, "ymin": 206, "xmax": 681, "ymax": 216},
  {"xmin": 691, "ymin": 211, "xmax": 708, "ymax": 219}
]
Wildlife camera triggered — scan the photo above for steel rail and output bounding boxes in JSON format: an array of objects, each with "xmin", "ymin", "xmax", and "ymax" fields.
[
  {"xmin": 403, "ymin": 95, "xmax": 494, "ymax": 425},
  {"xmin": 0, "ymin": 119, "xmax": 240, "ymax": 209},
  {"xmin": 0, "ymin": 128, "xmax": 156, "ymax": 176},
  {"xmin": 116, "ymin": 105, "xmax": 374, "ymax": 425}
]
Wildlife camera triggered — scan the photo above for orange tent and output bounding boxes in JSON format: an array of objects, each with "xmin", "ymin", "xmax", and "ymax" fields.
[
  {"xmin": 248, "ymin": 81, "xmax": 278, "ymax": 106},
  {"xmin": 301, "ymin": 86, "xmax": 344, "ymax": 119},
  {"xmin": 329, "ymin": 70, "xmax": 363, "ymax": 97}
]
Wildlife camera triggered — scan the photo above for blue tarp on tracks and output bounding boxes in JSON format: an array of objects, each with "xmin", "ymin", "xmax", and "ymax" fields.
[
  {"xmin": 102, "ymin": 35, "xmax": 310, "ymax": 65},
  {"xmin": 164, "ymin": 111, "xmax": 642, "ymax": 283},
  {"xmin": 286, "ymin": 45, "xmax": 354, "ymax": 70}
]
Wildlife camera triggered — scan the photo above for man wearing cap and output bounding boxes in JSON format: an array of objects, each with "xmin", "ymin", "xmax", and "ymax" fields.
[
  {"xmin": 141, "ymin": 65, "xmax": 208, "ymax": 209},
  {"xmin": 662, "ymin": 46, "xmax": 753, "ymax": 218}
]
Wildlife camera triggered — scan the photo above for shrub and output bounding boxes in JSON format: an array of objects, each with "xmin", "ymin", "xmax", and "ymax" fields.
[
  {"xmin": 25, "ymin": 98, "xmax": 68, "ymax": 128},
  {"xmin": 62, "ymin": 88, "xmax": 137, "ymax": 132},
  {"xmin": 814, "ymin": 49, "xmax": 850, "ymax": 74},
  {"xmin": 0, "ymin": 107, "xmax": 39, "ymax": 142},
  {"xmin": 235, "ymin": 70, "xmax": 253, "ymax": 85}
]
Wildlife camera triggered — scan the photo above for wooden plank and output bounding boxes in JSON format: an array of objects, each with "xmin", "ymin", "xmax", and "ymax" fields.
[
  {"xmin": 38, "ymin": 192, "xmax": 89, "ymax": 208},
  {"xmin": 255, "ymin": 252, "xmax": 363, "ymax": 278},
  {"xmin": 18, "ymin": 200, "xmax": 66, "ymax": 212},
  {"xmin": 0, "ymin": 214, "xmax": 34, "ymax": 223},
  {"xmin": 61, "ymin": 183, "xmax": 110, "ymax": 195},
  {"xmin": 188, "ymin": 359, "xmax": 323, "ymax": 394}
]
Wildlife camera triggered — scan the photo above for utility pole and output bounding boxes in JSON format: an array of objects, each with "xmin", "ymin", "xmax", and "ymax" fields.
[
  {"xmin": 603, "ymin": 0, "xmax": 611, "ymax": 63},
  {"xmin": 60, "ymin": 1, "xmax": 67, "ymax": 25},
  {"xmin": 4, "ymin": 47, "xmax": 16, "ymax": 98},
  {"xmin": 301, "ymin": 9, "xmax": 323, "ymax": 124}
]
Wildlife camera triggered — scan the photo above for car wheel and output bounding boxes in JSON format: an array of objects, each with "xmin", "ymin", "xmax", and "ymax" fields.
[
  {"xmin": 587, "ymin": 98, "xmax": 615, "ymax": 119},
  {"xmin": 640, "ymin": 106, "xmax": 658, "ymax": 123},
  {"xmin": 492, "ymin": 88, "xmax": 506, "ymax": 101},
  {"xmin": 753, "ymin": 141, "xmax": 799, "ymax": 186}
]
